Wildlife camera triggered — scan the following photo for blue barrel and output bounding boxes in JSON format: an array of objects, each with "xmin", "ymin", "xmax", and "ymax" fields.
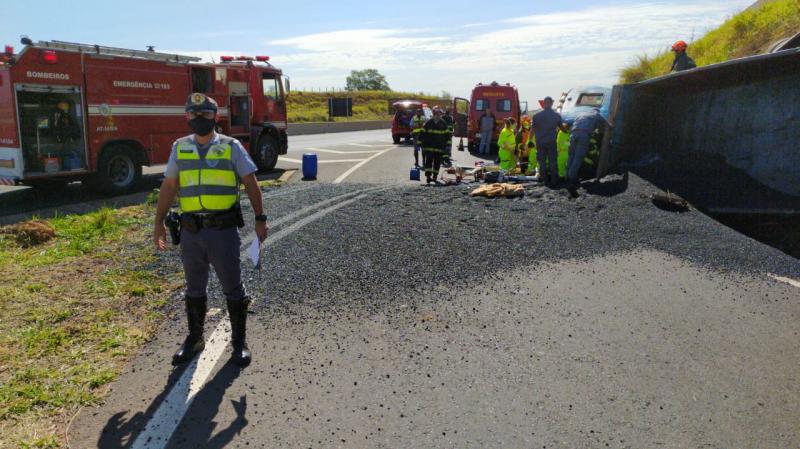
[
  {"xmin": 302, "ymin": 153, "xmax": 317, "ymax": 179},
  {"xmin": 410, "ymin": 167, "xmax": 420, "ymax": 181}
]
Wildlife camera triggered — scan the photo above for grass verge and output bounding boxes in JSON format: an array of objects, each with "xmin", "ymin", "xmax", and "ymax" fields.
[
  {"xmin": 0, "ymin": 205, "xmax": 184, "ymax": 448},
  {"xmin": 620, "ymin": 0, "xmax": 800, "ymax": 83}
]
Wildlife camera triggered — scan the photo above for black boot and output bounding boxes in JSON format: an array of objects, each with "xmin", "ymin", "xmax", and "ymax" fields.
[
  {"xmin": 172, "ymin": 295, "xmax": 207, "ymax": 364},
  {"xmin": 227, "ymin": 298, "xmax": 252, "ymax": 367}
]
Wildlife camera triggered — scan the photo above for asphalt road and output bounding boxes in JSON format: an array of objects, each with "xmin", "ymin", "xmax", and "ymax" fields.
[{"xmin": 67, "ymin": 129, "xmax": 800, "ymax": 448}]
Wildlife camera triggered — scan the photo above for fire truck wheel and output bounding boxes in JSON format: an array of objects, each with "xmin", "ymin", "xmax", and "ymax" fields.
[
  {"xmin": 392, "ymin": 134, "xmax": 401, "ymax": 144},
  {"xmin": 255, "ymin": 134, "xmax": 279, "ymax": 172},
  {"xmin": 93, "ymin": 145, "xmax": 142, "ymax": 194}
]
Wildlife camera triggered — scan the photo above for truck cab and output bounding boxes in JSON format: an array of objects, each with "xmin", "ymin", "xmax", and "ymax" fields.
[
  {"xmin": 452, "ymin": 81, "xmax": 521, "ymax": 153},
  {"xmin": 556, "ymin": 86, "xmax": 612, "ymax": 126}
]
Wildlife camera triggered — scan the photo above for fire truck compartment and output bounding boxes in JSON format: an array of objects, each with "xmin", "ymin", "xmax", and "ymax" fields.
[{"xmin": 16, "ymin": 85, "xmax": 87, "ymax": 176}]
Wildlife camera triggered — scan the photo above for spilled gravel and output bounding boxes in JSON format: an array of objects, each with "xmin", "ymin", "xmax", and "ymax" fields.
[{"xmin": 221, "ymin": 173, "xmax": 800, "ymax": 318}]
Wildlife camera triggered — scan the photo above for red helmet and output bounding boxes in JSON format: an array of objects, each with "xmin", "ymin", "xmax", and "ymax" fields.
[{"xmin": 671, "ymin": 40, "xmax": 688, "ymax": 52}]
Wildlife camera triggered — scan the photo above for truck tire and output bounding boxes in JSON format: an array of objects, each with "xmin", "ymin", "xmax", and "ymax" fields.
[
  {"xmin": 91, "ymin": 145, "xmax": 142, "ymax": 195},
  {"xmin": 392, "ymin": 134, "xmax": 400, "ymax": 144},
  {"xmin": 254, "ymin": 133, "xmax": 279, "ymax": 172}
]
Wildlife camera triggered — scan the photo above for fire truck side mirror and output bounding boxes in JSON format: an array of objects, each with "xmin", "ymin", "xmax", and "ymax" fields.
[{"xmin": 284, "ymin": 77, "xmax": 290, "ymax": 94}]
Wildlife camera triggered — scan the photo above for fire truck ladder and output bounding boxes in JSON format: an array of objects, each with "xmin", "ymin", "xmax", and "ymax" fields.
[{"xmin": 33, "ymin": 40, "xmax": 202, "ymax": 63}]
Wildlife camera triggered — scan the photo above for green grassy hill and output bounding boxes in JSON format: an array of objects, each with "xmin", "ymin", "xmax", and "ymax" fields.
[
  {"xmin": 620, "ymin": 0, "xmax": 800, "ymax": 83},
  {"xmin": 287, "ymin": 90, "xmax": 447, "ymax": 123}
]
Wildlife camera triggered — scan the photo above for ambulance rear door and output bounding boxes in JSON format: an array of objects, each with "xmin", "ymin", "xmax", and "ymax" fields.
[{"xmin": 452, "ymin": 97, "xmax": 469, "ymax": 138}]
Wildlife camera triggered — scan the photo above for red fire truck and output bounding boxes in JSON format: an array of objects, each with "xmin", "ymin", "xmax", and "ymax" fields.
[
  {"xmin": 0, "ymin": 39, "xmax": 289, "ymax": 193},
  {"xmin": 451, "ymin": 81, "xmax": 524, "ymax": 152}
]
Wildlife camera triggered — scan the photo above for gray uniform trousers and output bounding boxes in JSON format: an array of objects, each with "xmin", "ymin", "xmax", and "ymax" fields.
[
  {"xmin": 567, "ymin": 131, "xmax": 591, "ymax": 181},
  {"xmin": 180, "ymin": 226, "xmax": 247, "ymax": 301},
  {"xmin": 536, "ymin": 141, "xmax": 559, "ymax": 182}
]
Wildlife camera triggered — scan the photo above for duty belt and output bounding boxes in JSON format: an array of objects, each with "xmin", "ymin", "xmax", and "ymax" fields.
[{"xmin": 181, "ymin": 207, "xmax": 243, "ymax": 232}]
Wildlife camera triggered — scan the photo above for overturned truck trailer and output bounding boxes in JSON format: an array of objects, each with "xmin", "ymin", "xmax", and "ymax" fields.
[{"xmin": 600, "ymin": 47, "xmax": 800, "ymax": 214}]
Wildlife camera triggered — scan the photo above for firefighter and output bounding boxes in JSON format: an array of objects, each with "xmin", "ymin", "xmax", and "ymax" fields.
[
  {"xmin": 411, "ymin": 109, "xmax": 426, "ymax": 168},
  {"xmin": 566, "ymin": 107, "xmax": 608, "ymax": 197},
  {"xmin": 153, "ymin": 93, "xmax": 268, "ymax": 367},
  {"xmin": 497, "ymin": 117, "xmax": 517, "ymax": 172},
  {"xmin": 420, "ymin": 108, "xmax": 450, "ymax": 184},
  {"xmin": 442, "ymin": 108, "xmax": 454, "ymax": 164},
  {"xmin": 515, "ymin": 115, "xmax": 531, "ymax": 173},
  {"xmin": 671, "ymin": 40, "xmax": 696, "ymax": 72}
]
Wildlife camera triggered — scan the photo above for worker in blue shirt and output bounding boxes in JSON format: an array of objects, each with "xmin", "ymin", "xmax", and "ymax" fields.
[
  {"xmin": 566, "ymin": 108, "xmax": 608, "ymax": 197},
  {"xmin": 531, "ymin": 97, "xmax": 564, "ymax": 186}
]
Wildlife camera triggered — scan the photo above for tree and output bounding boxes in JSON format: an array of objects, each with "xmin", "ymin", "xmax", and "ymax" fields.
[
  {"xmin": 440, "ymin": 91, "xmax": 452, "ymax": 100},
  {"xmin": 345, "ymin": 69, "xmax": 391, "ymax": 91}
]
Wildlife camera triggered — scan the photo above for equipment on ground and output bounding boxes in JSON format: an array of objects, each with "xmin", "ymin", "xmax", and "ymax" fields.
[{"xmin": 302, "ymin": 153, "xmax": 318, "ymax": 180}]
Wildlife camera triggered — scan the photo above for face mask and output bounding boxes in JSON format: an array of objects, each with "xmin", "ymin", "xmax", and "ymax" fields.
[{"xmin": 188, "ymin": 116, "xmax": 215, "ymax": 136}]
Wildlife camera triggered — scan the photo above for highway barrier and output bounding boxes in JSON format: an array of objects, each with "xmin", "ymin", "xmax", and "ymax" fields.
[{"xmin": 288, "ymin": 120, "xmax": 391, "ymax": 136}]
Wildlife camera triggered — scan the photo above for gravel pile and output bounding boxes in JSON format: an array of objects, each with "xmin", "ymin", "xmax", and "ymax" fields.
[{"xmin": 195, "ymin": 174, "xmax": 800, "ymax": 316}]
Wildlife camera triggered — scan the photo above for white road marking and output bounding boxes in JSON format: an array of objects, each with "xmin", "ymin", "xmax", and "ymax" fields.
[
  {"xmin": 769, "ymin": 274, "xmax": 800, "ymax": 289},
  {"xmin": 333, "ymin": 146, "xmax": 396, "ymax": 184},
  {"xmin": 303, "ymin": 147, "xmax": 383, "ymax": 154},
  {"xmin": 348, "ymin": 143, "xmax": 392, "ymax": 147},
  {"xmin": 279, "ymin": 157, "xmax": 365, "ymax": 164},
  {"xmin": 240, "ymin": 186, "xmax": 388, "ymax": 249},
  {"xmin": 130, "ymin": 320, "xmax": 231, "ymax": 449},
  {"xmin": 131, "ymin": 187, "xmax": 389, "ymax": 449}
]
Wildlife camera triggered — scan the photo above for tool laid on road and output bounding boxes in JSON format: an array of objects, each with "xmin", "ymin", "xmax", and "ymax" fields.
[
  {"xmin": 470, "ymin": 183, "xmax": 525, "ymax": 198},
  {"xmin": 651, "ymin": 191, "xmax": 689, "ymax": 212}
]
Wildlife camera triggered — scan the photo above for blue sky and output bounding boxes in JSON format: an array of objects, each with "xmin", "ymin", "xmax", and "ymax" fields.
[{"xmin": 6, "ymin": 0, "xmax": 752, "ymax": 102}]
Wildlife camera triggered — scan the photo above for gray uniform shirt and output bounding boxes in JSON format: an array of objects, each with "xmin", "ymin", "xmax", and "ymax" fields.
[
  {"xmin": 479, "ymin": 114, "xmax": 495, "ymax": 133},
  {"xmin": 532, "ymin": 108, "xmax": 562, "ymax": 146},
  {"xmin": 164, "ymin": 132, "xmax": 258, "ymax": 180},
  {"xmin": 571, "ymin": 110, "xmax": 606, "ymax": 135}
]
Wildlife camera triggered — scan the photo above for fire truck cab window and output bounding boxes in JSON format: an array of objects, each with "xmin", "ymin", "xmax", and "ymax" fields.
[
  {"xmin": 496, "ymin": 99, "xmax": 512, "ymax": 112},
  {"xmin": 191, "ymin": 68, "xmax": 213, "ymax": 93},
  {"xmin": 262, "ymin": 73, "xmax": 281, "ymax": 100},
  {"xmin": 475, "ymin": 99, "xmax": 488, "ymax": 111}
]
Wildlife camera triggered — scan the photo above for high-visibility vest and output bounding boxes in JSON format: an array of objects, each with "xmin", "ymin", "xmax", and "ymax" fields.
[
  {"xmin": 527, "ymin": 134, "xmax": 538, "ymax": 172},
  {"xmin": 497, "ymin": 128, "xmax": 516, "ymax": 171},
  {"xmin": 556, "ymin": 130, "xmax": 570, "ymax": 178},
  {"xmin": 411, "ymin": 116, "xmax": 425, "ymax": 134},
  {"xmin": 176, "ymin": 136, "xmax": 239, "ymax": 213}
]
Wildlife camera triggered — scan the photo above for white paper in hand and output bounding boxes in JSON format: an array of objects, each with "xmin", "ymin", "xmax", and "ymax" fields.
[{"xmin": 247, "ymin": 238, "xmax": 262, "ymax": 269}]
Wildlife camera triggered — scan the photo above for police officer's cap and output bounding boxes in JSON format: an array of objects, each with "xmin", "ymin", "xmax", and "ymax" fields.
[{"xmin": 185, "ymin": 93, "xmax": 218, "ymax": 113}]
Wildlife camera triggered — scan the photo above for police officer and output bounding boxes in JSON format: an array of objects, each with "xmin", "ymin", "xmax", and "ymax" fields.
[{"xmin": 153, "ymin": 93, "xmax": 268, "ymax": 367}]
